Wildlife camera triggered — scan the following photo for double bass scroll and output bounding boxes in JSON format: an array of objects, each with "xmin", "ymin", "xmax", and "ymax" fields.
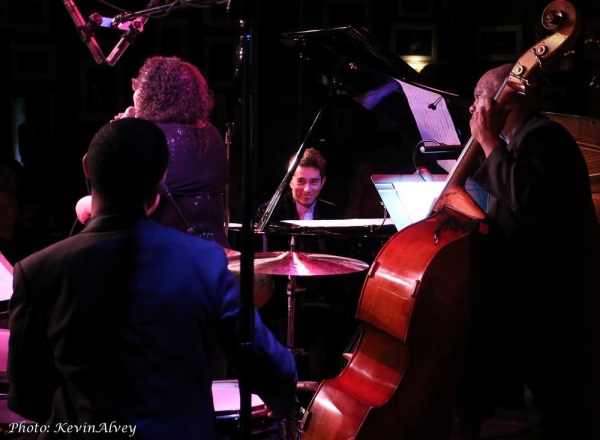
[
  {"xmin": 297, "ymin": 2, "xmax": 582, "ymax": 439},
  {"xmin": 431, "ymin": 0, "xmax": 581, "ymax": 221}
]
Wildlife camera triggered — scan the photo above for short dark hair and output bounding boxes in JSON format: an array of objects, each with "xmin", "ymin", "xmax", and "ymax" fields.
[
  {"xmin": 488, "ymin": 63, "xmax": 515, "ymax": 91},
  {"xmin": 298, "ymin": 148, "xmax": 327, "ymax": 178},
  {"xmin": 86, "ymin": 118, "xmax": 169, "ymax": 201}
]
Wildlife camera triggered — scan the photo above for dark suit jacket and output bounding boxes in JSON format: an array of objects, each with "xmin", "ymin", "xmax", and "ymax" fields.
[
  {"xmin": 7, "ymin": 213, "xmax": 297, "ymax": 439},
  {"xmin": 255, "ymin": 191, "xmax": 341, "ymax": 224},
  {"xmin": 254, "ymin": 191, "xmax": 341, "ymax": 254}
]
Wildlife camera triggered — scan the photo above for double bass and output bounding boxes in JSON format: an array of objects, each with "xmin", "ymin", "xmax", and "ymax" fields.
[{"xmin": 296, "ymin": 2, "xmax": 581, "ymax": 438}]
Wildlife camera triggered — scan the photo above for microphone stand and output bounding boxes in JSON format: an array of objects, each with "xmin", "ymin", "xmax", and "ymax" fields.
[
  {"xmin": 158, "ymin": 183, "xmax": 194, "ymax": 235},
  {"xmin": 237, "ymin": 1, "xmax": 257, "ymax": 438},
  {"xmin": 224, "ymin": 122, "xmax": 234, "ymax": 236}
]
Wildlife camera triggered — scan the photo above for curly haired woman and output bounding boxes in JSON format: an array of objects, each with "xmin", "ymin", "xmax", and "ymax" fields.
[
  {"xmin": 77, "ymin": 55, "xmax": 231, "ymax": 248},
  {"xmin": 132, "ymin": 55, "xmax": 230, "ymax": 248}
]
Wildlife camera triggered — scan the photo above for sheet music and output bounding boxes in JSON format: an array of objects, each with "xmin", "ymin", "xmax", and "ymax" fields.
[
  {"xmin": 437, "ymin": 159, "xmax": 457, "ymax": 173},
  {"xmin": 281, "ymin": 218, "xmax": 394, "ymax": 228},
  {"xmin": 392, "ymin": 181, "xmax": 445, "ymax": 223},
  {"xmin": 397, "ymin": 79, "xmax": 461, "ymax": 147},
  {"xmin": 372, "ymin": 174, "xmax": 488, "ymax": 231}
]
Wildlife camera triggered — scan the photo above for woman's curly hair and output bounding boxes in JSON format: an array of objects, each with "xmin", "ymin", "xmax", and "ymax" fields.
[{"xmin": 133, "ymin": 56, "xmax": 213, "ymax": 125}]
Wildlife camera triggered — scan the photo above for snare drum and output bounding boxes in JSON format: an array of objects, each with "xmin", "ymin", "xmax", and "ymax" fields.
[{"xmin": 212, "ymin": 380, "xmax": 280, "ymax": 440}]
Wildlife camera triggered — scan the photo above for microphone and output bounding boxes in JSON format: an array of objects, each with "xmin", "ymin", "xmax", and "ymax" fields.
[
  {"xmin": 122, "ymin": 106, "xmax": 137, "ymax": 118},
  {"xmin": 427, "ymin": 95, "xmax": 443, "ymax": 110},
  {"xmin": 106, "ymin": 0, "xmax": 160, "ymax": 66},
  {"xmin": 75, "ymin": 195, "xmax": 92, "ymax": 224},
  {"xmin": 93, "ymin": 15, "xmax": 138, "ymax": 32},
  {"xmin": 62, "ymin": 0, "xmax": 106, "ymax": 65},
  {"xmin": 105, "ymin": 18, "xmax": 146, "ymax": 67},
  {"xmin": 419, "ymin": 144, "xmax": 464, "ymax": 154}
]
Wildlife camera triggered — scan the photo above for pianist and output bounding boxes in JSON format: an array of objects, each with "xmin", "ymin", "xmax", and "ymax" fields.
[
  {"xmin": 255, "ymin": 147, "xmax": 340, "ymax": 227},
  {"xmin": 255, "ymin": 147, "xmax": 348, "ymax": 382}
]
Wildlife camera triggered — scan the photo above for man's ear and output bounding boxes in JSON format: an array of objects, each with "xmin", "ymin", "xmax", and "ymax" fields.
[
  {"xmin": 321, "ymin": 176, "xmax": 327, "ymax": 186},
  {"xmin": 82, "ymin": 153, "xmax": 92, "ymax": 194},
  {"xmin": 146, "ymin": 175, "xmax": 167, "ymax": 217},
  {"xmin": 146, "ymin": 193, "xmax": 161, "ymax": 217},
  {"xmin": 82, "ymin": 153, "xmax": 90, "ymax": 178}
]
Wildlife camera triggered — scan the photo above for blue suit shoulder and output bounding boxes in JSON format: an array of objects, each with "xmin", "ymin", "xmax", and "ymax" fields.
[{"xmin": 141, "ymin": 220, "xmax": 227, "ymax": 254}]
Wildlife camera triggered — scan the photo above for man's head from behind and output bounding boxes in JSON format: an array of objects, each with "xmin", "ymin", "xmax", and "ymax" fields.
[{"xmin": 84, "ymin": 118, "xmax": 169, "ymax": 211}]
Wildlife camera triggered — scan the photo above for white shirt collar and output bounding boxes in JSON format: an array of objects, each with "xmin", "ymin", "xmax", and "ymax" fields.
[{"xmin": 296, "ymin": 201, "xmax": 316, "ymax": 220}]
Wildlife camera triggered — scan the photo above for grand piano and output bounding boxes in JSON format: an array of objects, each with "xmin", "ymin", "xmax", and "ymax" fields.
[
  {"xmin": 240, "ymin": 23, "xmax": 600, "ymax": 276},
  {"xmin": 250, "ymin": 26, "xmax": 471, "ymax": 258}
]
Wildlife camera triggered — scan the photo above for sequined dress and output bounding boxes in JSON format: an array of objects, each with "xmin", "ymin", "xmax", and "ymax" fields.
[{"xmin": 151, "ymin": 122, "xmax": 230, "ymax": 248}]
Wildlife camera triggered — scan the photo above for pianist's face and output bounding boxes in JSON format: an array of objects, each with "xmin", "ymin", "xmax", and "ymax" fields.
[{"xmin": 290, "ymin": 166, "xmax": 326, "ymax": 209}]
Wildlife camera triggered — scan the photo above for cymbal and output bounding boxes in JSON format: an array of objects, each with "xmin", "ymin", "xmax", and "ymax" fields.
[
  {"xmin": 230, "ymin": 271, "xmax": 274, "ymax": 309},
  {"xmin": 226, "ymin": 251, "xmax": 274, "ymax": 308},
  {"xmin": 224, "ymin": 248, "xmax": 241, "ymax": 260},
  {"xmin": 228, "ymin": 251, "xmax": 369, "ymax": 276}
]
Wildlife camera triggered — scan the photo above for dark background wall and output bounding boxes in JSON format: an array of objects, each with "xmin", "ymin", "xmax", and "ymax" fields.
[{"xmin": 2, "ymin": 0, "xmax": 600, "ymax": 233}]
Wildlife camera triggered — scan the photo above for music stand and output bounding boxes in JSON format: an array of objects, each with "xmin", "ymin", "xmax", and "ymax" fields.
[{"xmin": 372, "ymin": 174, "xmax": 488, "ymax": 231}]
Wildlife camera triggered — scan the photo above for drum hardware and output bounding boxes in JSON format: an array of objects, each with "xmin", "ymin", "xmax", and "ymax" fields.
[
  {"xmin": 0, "ymin": 329, "xmax": 8, "ymax": 388},
  {"xmin": 227, "ymin": 238, "xmax": 369, "ymax": 336},
  {"xmin": 224, "ymin": 248, "xmax": 241, "ymax": 260},
  {"xmin": 296, "ymin": 381, "xmax": 319, "ymax": 393},
  {"xmin": 227, "ymin": 250, "xmax": 274, "ymax": 309},
  {"xmin": 227, "ymin": 248, "xmax": 369, "ymax": 277},
  {"xmin": 231, "ymin": 237, "xmax": 369, "ymax": 357},
  {"xmin": 285, "ymin": 275, "xmax": 301, "ymax": 356},
  {"xmin": 223, "ymin": 122, "xmax": 234, "ymax": 236},
  {"xmin": 226, "ymin": 240, "xmax": 369, "ymax": 438},
  {"xmin": 212, "ymin": 380, "xmax": 280, "ymax": 439}
]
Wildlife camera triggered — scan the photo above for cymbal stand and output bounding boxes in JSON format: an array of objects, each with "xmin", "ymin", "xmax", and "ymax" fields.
[
  {"xmin": 286, "ymin": 275, "xmax": 305, "ymax": 357},
  {"xmin": 285, "ymin": 274, "xmax": 306, "ymax": 439},
  {"xmin": 224, "ymin": 122, "xmax": 234, "ymax": 236},
  {"xmin": 285, "ymin": 237, "xmax": 307, "ymax": 358}
]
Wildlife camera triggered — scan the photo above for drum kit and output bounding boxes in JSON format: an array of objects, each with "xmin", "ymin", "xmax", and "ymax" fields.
[
  {"xmin": 0, "ymin": 329, "xmax": 36, "ymax": 437},
  {"xmin": 212, "ymin": 380, "xmax": 280, "ymax": 439},
  {"xmin": 224, "ymin": 240, "xmax": 370, "ymax": 439},
  {"xmin": 226, "ymin": 238, "xmax": 369, "ymax": 355}
]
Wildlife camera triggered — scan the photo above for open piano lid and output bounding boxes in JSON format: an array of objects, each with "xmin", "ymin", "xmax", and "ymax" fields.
[{"xmin": 280, "ymin": 25, "xmax": 474, "ymax": 149}]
